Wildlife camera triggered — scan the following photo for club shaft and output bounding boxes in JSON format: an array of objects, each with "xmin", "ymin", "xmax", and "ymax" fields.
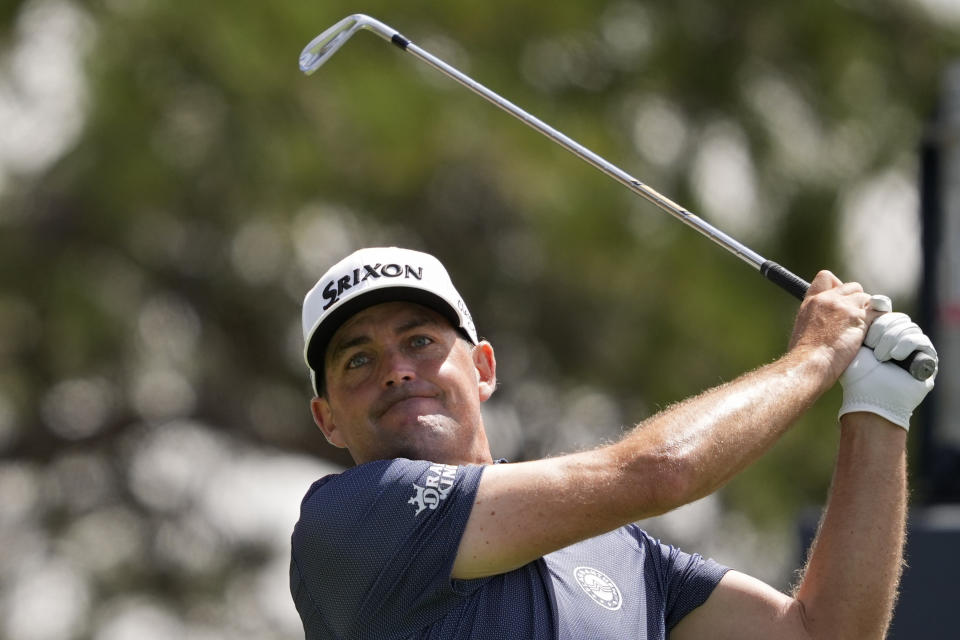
[
  {"xmin": 396, "ymin": 35, "xmax": 815, "ymax": 302},
  {"xmin": 402, "ymin": 42, "xmax": 769, "ymax": 271}
]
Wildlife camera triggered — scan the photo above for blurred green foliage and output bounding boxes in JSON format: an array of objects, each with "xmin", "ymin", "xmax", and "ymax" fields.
[{"xmin": 1, "ymin": 0, "xmax": 959, "ymax": 635}]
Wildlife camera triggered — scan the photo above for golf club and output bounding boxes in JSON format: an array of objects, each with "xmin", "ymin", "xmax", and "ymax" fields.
[{"xmin": 299, "ymin": 14, "xmax": 937, "ymax": 381}]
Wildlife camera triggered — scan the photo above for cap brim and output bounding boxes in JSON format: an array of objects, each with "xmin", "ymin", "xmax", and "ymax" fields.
[{"xmin": 304, "ymin": 286, "xmax": 467, "ymax": 373}]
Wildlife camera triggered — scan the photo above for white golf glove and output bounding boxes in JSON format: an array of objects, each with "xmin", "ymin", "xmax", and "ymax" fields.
[{"xmin": 838, "ymin": 298, "xmax": 937, "ymax": 430}]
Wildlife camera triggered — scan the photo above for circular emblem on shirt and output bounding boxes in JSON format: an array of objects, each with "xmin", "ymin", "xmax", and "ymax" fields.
[{"xmin": 573, "ymin": 566, "xmax": 623, "ymax": 611}]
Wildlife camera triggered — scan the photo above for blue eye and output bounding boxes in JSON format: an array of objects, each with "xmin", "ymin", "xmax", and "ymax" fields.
[
  {"xmin": 411, "ymin": 335, "xmax": 433, "ymax": 348},
  {"xmin": 346, "ymin": 353, "xmax": 371, "ymax": 369}
]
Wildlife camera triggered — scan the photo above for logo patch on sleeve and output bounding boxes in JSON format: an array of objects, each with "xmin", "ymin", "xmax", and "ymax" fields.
[
  {"xmin": 408, "ymin": 464, "xmax": 458, "ymax": 516},
  {"xmin": 574, "ymin": 566, "xmax": 623, "ymax": 611}
]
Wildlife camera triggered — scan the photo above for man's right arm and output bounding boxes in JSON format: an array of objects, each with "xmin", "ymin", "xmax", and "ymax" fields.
[
  {"xmin": 454, "ymin": 344, "xmax": 831, "ymax": 579},
  {"xmin": 453, "ymin": 271, "xmax": 870, "ymax": 579}
]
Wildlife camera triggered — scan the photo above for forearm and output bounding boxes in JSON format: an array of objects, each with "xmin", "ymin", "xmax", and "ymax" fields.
[
  {"xmin": 457, "ymin": 347, "xmax": 835, "ymax": 579},
  {"xmin": 605, "ymin": 346, "xmax": 834, "ymax": 516},
  {"xmin": 794, "ymin": 413, "xmax": 907, "ymax": 639}
]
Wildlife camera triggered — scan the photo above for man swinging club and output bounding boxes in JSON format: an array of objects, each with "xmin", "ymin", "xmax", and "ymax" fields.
[{"xmin": 289, "ymin": 246, "xmax": 936, "ymax": 639}]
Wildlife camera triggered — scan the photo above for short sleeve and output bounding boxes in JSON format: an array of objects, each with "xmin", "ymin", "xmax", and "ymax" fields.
[
  {"xmin": 649, "ymin": 534, "xmax": 729, "ymax": 631},
  {"xmin": 290, "ymin": 458, "xmax": 485, "ymax": 638}
]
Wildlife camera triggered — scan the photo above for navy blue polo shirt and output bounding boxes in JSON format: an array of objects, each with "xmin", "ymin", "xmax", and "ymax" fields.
[{"xmin": 290, "ymin": 459, "xmax": 728, "ymax": 639}]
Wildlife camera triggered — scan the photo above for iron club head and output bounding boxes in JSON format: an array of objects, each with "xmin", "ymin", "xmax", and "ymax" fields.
[{"xmin": 299, "ymin": 14, "xmax": 397, "ymax": 74}]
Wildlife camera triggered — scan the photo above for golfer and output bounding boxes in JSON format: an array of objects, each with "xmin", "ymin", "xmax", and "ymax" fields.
[{"xmin": 290, "ymin": 246, "xmax": 936, "ymax": 639}]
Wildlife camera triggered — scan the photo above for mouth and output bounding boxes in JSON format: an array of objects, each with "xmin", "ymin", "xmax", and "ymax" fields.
[
  {"xmin": 373, "ymin": 389, "xmax": 440, "ymax": 420},
  {"xmin": 390, "ymin": 396, "xmax": 437, "ymax": 413}
]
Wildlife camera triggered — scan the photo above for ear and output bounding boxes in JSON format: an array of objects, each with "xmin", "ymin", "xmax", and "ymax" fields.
[
  {"xmin": 472, "ymin": 341, "xmax": 497, "ymax": 402},
  {"xmin": 311, "ymin": 396, "xmax": 348, "ymax": 449}
]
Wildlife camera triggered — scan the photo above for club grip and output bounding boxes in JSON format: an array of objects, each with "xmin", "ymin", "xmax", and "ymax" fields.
[
  {"xmin": 760, "ymin": 260, "xmax": 809, "ymax": 300},
  {"xmin": 759, "ymin": 260, "xmax": 935, "ymax": 381}
]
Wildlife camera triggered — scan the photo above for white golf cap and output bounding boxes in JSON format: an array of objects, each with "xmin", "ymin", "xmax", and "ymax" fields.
[{"xmin": 302, "ymin": 247, "xmax": 478, "ymax": 394}]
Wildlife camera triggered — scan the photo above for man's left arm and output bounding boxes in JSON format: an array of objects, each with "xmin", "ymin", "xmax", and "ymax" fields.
[
  {"xmin": 672, "ymin": 309, "xmax": 935, "ymax": 640},
  {"xmin": 672, "ymin": 411, "xmax": 906, "ymax": 640}
]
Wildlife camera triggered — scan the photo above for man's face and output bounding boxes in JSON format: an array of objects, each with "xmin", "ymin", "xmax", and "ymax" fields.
[{"xmin": 311, "ymin": 301, "xmax": 496, "ymax": 465}]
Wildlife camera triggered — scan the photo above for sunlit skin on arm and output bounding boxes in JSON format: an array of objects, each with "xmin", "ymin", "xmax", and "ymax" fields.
[
  {"xmin": 452, "ymin": 344, "xmax": 834, "ymax": 579},
  {"xmin": 453, "ymin": 271, "xmax": 875, "ymax": 581}
]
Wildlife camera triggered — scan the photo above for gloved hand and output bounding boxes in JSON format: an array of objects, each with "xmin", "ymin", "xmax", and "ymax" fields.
[{"xmin": 838, "ymin": 298, "xmax": 937, "ymax": 430}]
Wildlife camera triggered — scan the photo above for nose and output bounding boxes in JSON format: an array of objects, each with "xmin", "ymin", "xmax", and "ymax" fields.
[{"xmin": 382, "ymin": 349, "xmax": 416, "ymax": 388}]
